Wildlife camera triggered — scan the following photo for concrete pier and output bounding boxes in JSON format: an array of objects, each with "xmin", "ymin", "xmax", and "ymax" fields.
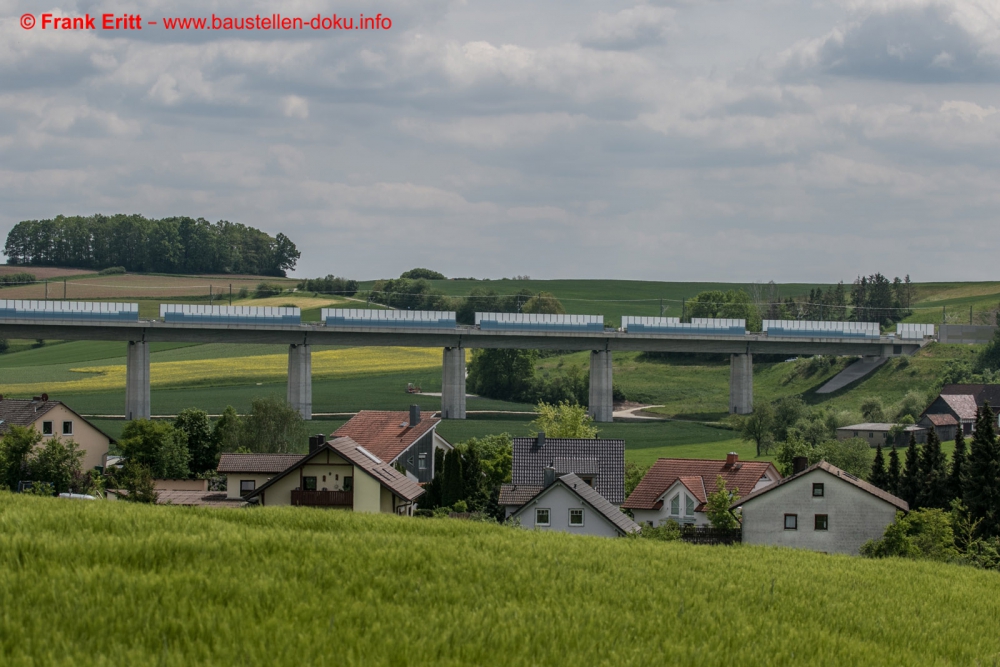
[
  {"xmin": 588, "ymin": 350, "xmax": 613, "ymax": 423},
  {"xmin": 729, "ymin": 353, "xmax": 753, "ymax": 414},
  {"xmin": 125, "ymin": 340, "xmax": 150, "ymax": 421},
  {"xmin": 441, "ymin": 346, "xmax": 466, "ymax": 419},
  {"xmin": 287, "ymin": 343, "xmax": 312, "ymax": 420}
]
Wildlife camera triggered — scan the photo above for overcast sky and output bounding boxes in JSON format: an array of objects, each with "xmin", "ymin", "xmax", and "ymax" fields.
[{"xmin": 3, "ymin": 0, "xmax": 999, "ymax": 281}]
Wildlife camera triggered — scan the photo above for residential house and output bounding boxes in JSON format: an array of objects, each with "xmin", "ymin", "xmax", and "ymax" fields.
[
  {"xmin": 836, "ymin": 423, "xmax": 927, "ymax": 447},
  {"xmin": 925, "ymin": 384, "xmax": 1000, "ymax": 437},
  {"xmin": 0, "ymin": 397, "xmax": 113, "ymax": 471},
  {"xmin": 498, "ymin": 434, "xmax": 625, "ymax": 518},
  {"xmin": 734, "ymin": 458, "xmax": 908, "ymax": 556},
  {"xmin": 508, "ymin": 471, "xmax": 640, "ymax": 538},
  {"xmin": 108, "ymin": 479, "xmax": 245, "ymax": 508},
  {"xmin": 246, "ymin": 436, "xmax": 424, "ymax": 514},
  {"xmin": 218, "ymin": 453, "xmax": 305, "ymax": 499},
  {"xmin": 623, "ymin": 453, "xmax": 779, "ymax": 527},
  {"xmin": 331, "ymin": 406, "xmax": 452, "ymax": 483}
]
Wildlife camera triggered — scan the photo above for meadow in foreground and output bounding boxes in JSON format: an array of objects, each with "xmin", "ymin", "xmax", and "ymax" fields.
[{"xmin": 1, "ymin": 494, "xmax": 998, "ymax": 666}]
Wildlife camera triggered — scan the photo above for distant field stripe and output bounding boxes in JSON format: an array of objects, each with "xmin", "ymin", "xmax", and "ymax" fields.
[{"xmin": 0, "ymin": 347, "xmax": 448, "ymax": 395}]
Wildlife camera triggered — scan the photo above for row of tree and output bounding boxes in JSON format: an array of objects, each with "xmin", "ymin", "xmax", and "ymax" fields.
[
  {"xmin": 869, "ymin": 403, "xmax": 1000, "ymax": 537},
  {"xmin": 4, "ymin": 215, "xmax": 300, "ymax": 276}
]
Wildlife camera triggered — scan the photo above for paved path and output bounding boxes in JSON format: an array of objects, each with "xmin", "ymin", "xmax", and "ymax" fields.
[
  {"xmin": 816, "ymin": 356, "xmax": 888, "ymax": 394},
  {"xmin": 612, "ymin": 405, "xmax": 666, "ymax": 421}
]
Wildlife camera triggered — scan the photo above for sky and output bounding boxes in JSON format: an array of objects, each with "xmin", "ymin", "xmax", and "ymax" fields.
[{"xmin": 2, "ymin": 0, "xmax": 1000, "ymax": 282}]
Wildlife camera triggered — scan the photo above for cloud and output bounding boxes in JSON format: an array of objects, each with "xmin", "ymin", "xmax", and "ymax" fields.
[{"xmin": 580, "ymin": 5, "xmax": 675, "ymax": 51}]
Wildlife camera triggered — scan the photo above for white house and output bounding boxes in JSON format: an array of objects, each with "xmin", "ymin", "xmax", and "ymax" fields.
[
  {"xmin": 509, "ymin": 472, "xmax": 640, "ymax": 538},
  {"xmin": 733, "ymin": 460, "xmax": 908, "ymax": 556},
  {"xmin": 623, "ymin": 453, "xmax": 780, "ymax": 527}
]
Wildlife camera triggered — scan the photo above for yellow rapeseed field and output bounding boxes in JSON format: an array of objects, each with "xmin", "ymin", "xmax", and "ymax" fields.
[{"xmin": 2, "ymin": 347, "xmax": 445, "ymax": 395}]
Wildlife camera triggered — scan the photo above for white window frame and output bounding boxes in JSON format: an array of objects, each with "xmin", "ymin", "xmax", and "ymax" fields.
[
  {"xmin": 535, "ymin": 508, "xmax": 551, "ymax": 526},
  {"xmin": 418, "ymin": 453, "xmax": 427, "ymax": 470},
  {"xmin": 62, "ymin": 421, "xmax": 73, "ymax": 436},
  {"xmin": 568, "ymin": 508, "xmax": 584, "ymax": 527},
  {"xmin": 669, "ymin": 494, "xmax": 680, "ymax": 516},
  {"xmin": 41, "ymin": 421, "xmax": 53, "ymax": 436},
  {"xmin": 684, "ymin": 494, "xmax": 695, "ymax": 517}
]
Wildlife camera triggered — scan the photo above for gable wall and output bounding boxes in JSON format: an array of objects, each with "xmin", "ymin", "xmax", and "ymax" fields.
[
  {"xmin": 516, "ymin": 484, "xmax": 621, "ymax": 538},
  {"xmin": 740, "ymin": 471, "xmax": 899, "ymax": 556},
  {"xmin": 32, "ymin": 405, "xmax": 110, "ymax": 471}
]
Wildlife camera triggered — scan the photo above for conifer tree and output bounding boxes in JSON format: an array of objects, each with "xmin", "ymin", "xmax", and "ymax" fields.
[
  {"xmin": 949, "ymin": 428, "xmax": 967, "ymax": 502},
  {"xmin": 964, "ymin": 403, "xmax": 1000, "ymax": 537},
  {"xmin": 917, "ymin": 428, "xmax": 949, "ymax": 509},
  {"xmin": 870, "ymin": 443, "xmax": 888, "ymax": 490},
  {"xmin": 442, "ymin": 449, "xmax": 465, "ymax": 508},
  {"xmin": 887, "ymin": 445, "xmax": 901, "ymax": 496},
  {"xmin": 899, "ymin": 433, "xmax": 922, "ymax": 508}
]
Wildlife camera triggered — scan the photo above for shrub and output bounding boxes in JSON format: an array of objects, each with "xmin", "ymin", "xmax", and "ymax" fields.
[
  {"xmin": 297, "ymin": 275, "xmax": 359, "ymax": 296},
  {"xmin": 861, "ymin": 509, "xmax": 958, "ymax": 561},
  {"xmin": 98, "ymin": 266, "xmax": 126, "ymax": 275},
  {"xmin": 237, "ymin": 287, "xmax": 249, "ymax": 299},
  {"xmin": 0, "ymin": 272, "xmax": 35, "ymax": 286},
  {"xmin": 0, "ymin": 338, "xmax": 8, "ymax": 354},
  {"xmin": 631, "ymin": 519, "xmax": 682, "ymax": 541},
  {"xmin": 399, "ymin": 268, "xmax": 445, "ymax": 280},
  {"xmin": 255, "ymin": 282, "xmax": 283, "ymax": 298}
]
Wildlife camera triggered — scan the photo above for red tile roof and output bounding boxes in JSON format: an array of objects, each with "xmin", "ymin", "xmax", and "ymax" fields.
[
  {"xmin": 734, "ymin": 461, "xmax": 908, "ymax": 512},
  {"xmin": 924, "ymin": 413, "xmax": 958, "ymax": 427},
  {"xmin": 217, "ymin": 453, "xmax": 305, "ymax": 474},
  {"xmin": 623, "ymin": 457, "xmax": 780, "ymax": 510},
  {"xmin": 332, "ymin": 410, "xmax": 441, "ymax": 463}
]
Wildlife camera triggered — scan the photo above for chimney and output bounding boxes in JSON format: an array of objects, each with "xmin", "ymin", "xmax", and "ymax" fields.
[
  {"xmin": 536, "ymin": 432, "xmax": 545, "ymax": 448},
  {"xmin": 725, "ymin": 452, "xmax": 738, "ymax": 467},
  {"xmin": 792, "ymin": 456, "xmax": 809, "ymax": 475},
  {"xmin": 543, "ymin": 466, "xmax": 556, "ymax": 487},
  {"xmin": 309, "ymin": 434, "xmax": 326, "ymax": 454},
  {"xmin": 409, "ymin": 405, "xmax": 421, "ymax": 426}
]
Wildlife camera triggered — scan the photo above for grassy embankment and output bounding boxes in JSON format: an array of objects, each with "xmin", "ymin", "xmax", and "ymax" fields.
[{"xmin": 1, "ymin": 494, "xmax": 999, "ymax": 666}]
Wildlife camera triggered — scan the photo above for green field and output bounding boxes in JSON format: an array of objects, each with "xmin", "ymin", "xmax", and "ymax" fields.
[{"xmin": 1, "ymin": 494, "xmax": 998, "ymax": 666}]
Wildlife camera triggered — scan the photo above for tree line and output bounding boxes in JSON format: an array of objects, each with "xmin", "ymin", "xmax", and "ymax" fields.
[{"xmin": 4, "ymin": 215, "xmax": 300, "ymax": 276}]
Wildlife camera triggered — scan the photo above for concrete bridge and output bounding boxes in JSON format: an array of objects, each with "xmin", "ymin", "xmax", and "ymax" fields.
[{"xmin": 0, "ymin": 317, "xmax": 919, "ymax": 422}]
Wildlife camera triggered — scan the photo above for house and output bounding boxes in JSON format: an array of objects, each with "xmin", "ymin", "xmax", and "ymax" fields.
[
  {"xmin": 921, "ymin": 392, "xmax": 978, "ymax": 437},
  {"xmin": 623, "ymin": 453, "xmax": 780, "ymax": 527},
  {"xmin": 218, "ymin": 453, "xmax": 305, "ymax": 499},
  {"xmin": 331, "ymin": 406, "xmax": 452, "ymax": 483},
  {"xmin": 0, "ymin": 397, "xmax": 113, "ymax": 471},
  {"xmin": 498, "ymin": 434, "xmax": 625, "ymax": 518},
  {"xmin": 836, "ymin": 423, "xmax": 927, "ymax": 448},
  {"xmin": 916, "ymin": 414, "xmax": 958, "ymax": 442},
  {"xmin": 246, "ymin": 436, "xmax": 424, "ymax": 514},
  {"xmin": 734, "ymin": 458, "xmax": 908, "ymax": 556},
  {"xmin": 508, "ymin": 471, "xmax": 640, "ymax": 537}
]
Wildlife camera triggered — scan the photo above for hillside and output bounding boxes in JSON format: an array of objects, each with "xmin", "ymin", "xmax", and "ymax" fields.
[{"xmin": 0, "ymin": 494, "xmax": 997, "ymax": 666}]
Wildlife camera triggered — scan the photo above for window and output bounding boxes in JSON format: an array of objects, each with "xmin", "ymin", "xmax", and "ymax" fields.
[
  {"xmin": 303, "ymin": 477, "xmax": 317, "ymax": 491},
  {"xmin": 670, "ymin": 495, "xmax": 680, "ymax": 516},
  {"xmin": 784, "ymin": 514, "xmax": 798, "ymax": 530},
  {"xmin": 868, "ymin": 432, "xmax": 873, "ymax": 438},
  {"xmin": 42, "ymin": 421, "xmax": 53, "ymax": 435},
  {"xmin": 343, "ymin": 476, "xmax": 352, "ymax": 492},
  {"xmin": 579, "ymin": 476, "xmax": 594, "ymax": 487},
  {"xmin": 569, "ymin": 509, "xmax": 584, "ymax": 527},
  {"xmin": 239, "ymin": 480, "xmax": 255, "ymax": 496},
  {"xmin": 62, "ymin": 421, "xmax": 73, "ymax": 435},
  {"xmin": 418, "ymin": 453, "xmax": 427, "ymax": 470},
  {"xmin": 535, "ymin": 508, "xmax": 550, "ymax": 526},
  {"xmin": 812, "ymin": 483, "xmax": 824, "ymax": 497},
  {"xmin": 684, "ymin": 494, "xmax": 695, "ymax": 517},
  {"xmin": 815, "ymin": 514, "xmax": 828, "ymax": 531}
]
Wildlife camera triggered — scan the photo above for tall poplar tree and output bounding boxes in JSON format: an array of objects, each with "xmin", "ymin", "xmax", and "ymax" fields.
[
  {"xmin": 964, "ymin": 403, "xmax": 1000, "ymax": 537},
  {"xmin": 887, "ymin": 445, "xmax": 901, "ymax": 496},
  {"xmin": 442, "ymin": 449, "xmax": 465, "ymax": 508},
  {"xmin": 917, "ymin": 428, "xmax": 949, "ymax": 509},
  {"xmin": 949, "ymin": 428, "xmax": 967, "ymax": 502},
  {"xmin": 870, "ymin": 443, "xmax": 888, "ymax": 491},
  {"xmin": 899, "ymin": 434, "xmax": 922, "ymax": 508}
]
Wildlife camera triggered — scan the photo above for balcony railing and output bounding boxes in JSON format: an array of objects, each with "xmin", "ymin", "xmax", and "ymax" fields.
[{"xmin": 291, "ymin": 490, "xmax": 354, "ymax": 507}]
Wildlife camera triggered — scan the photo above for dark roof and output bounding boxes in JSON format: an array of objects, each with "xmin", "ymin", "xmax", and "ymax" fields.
[
  {"xmin": 332, "ymin": 410, "xmax": 443, "ymax": 463},
  {"xmin": 510, "ymin": 473, "xmax": 640, "ymax": 535},
  {"xmin": 923, "ymin": 413, "xmax": 958, "ymax": 427},
  {"xmin": 512, "ymin": 437, "xmax": 625, "ymax": 505},
  {"xmin": 0, "ymin": 399, "xmax": 113, "ymax": 442},
  {"xmin": 941, "ymin": 384, "xmax": 1000, "ymax": 409},
  {"xmin": 553, "ymin": 457, "xmax": 599, "ymax": 476},
  {"xmin": 217, "ymin": 453, "xmax": 305, "ymax": 474},
  {"xmin": 498, "ymin": 484, "xmax": 543, "ymax": 506},
  {"xmin": 247, "ymin": 437, "xmax": 424, "ymax": 503},
  {"xmin": 734, "ymin": 461, "xmax": 908, "ymax": 512},
  {"xmin": 623, "ymin": 457, "xmax": 779, "ymax": 511}
]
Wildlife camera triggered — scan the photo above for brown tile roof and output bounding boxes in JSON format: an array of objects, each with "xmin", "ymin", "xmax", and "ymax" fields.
[
  {"xmin": 940, "ymin": 394, "xmax": 979, "ymax": 420},
  {"xmin": 247, "ymin": 437, "xmax": 425, "ymax": 503},
  {"xmin": 332, "ymin": 410, "xmax": 441, "ymax": 463},
  {"xmin": 510, "ymin": 473, "xmax": 640, "ymax": 536},
  {"xmin": 734, "ymin": 461, "xmax": 908, "ymax": 512},
  {"xmin": 0, "ymin": 399, "xmax": 60, "ymax": 433},
  {"xmin": 217, "ymin": 453, "xmax": 305, "ymax": 474},
  {"xmin": 623, "ymin": 457, "xmax": 780, "ymax": 510},
  {"xmin": 498, "ymin": 484, "xmax": 544, "ymax": 506},
  {"xmin": 924, "ymin": 413, "xmax": 958, "ymax": 427},
  {"xmin": 678, "ymin": 476, "xmax": 708, "ymax": 507}
]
